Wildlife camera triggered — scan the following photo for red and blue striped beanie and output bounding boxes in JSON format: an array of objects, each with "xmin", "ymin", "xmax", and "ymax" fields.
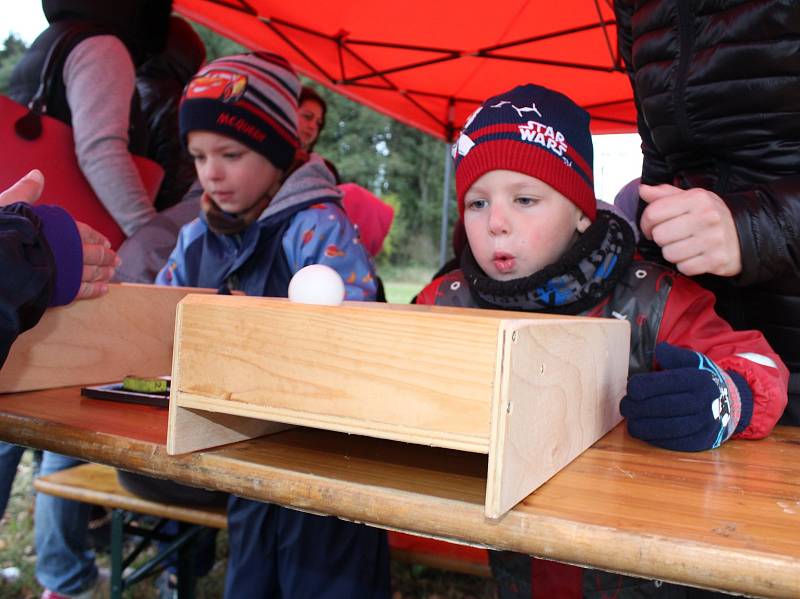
[
  {"xmin": 453, "ymin": 84, "xmax": 596, "ymax": 220},
  {"xmin": 179, "ymin": 52, "xmax": 300, "ymax": 170}
]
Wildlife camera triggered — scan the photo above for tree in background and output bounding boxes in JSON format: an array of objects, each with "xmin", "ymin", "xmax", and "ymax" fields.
[
  {"xmin": 308, "ymin": 83, "xmax": 456, "ymax": 269},
  {"xmin": 0, "ymin": 34, "xmax": 27, "ymax": 93}
]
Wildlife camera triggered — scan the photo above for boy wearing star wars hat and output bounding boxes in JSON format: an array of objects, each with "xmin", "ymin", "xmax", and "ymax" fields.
[
  {"xmin": 416, "ymin": 84, "xmax": 787, "ymax": 598},
  {"xmin": 156, "ymin": 52, "xmax": 389, "ymax": 599}
]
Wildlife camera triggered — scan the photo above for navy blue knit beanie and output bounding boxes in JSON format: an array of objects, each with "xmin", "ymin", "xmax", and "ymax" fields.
[
  {"xmin": 453, "ymin": 84, "xmax": 595, "ymax": 220},
  {"xmin": 179, "ymin": 52, "xmax": 300, "ymax": 170}
]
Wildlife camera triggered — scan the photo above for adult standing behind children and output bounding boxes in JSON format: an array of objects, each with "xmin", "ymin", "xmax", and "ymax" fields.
[
  {"xmin": 298, "ymin": 85, "xmax": 326, "ymax": 154},
  {"xmin": 298, "ymin": 85, "xmax": 343, "ymax": 182},
  {"xmin": 8, "ymin": 0, "xmax": 173, "ymax": 238},
  {"xmin": 416, "ymin": 83, "xmax": 788, "ymax": 598},
  {"xmin": 110, "ymin": 16, "xmax": 207, "ymax": 284},
  {"xmin": 136, "ymin": 15, "xmax": 206, "ymax": 212},
  {"xmin": 157, "ymin": 52, "xmax": 390, "ymax": 599},
  {"xmin": 614, "ymin": 0, "xmax": 800, "ymax": 424}
]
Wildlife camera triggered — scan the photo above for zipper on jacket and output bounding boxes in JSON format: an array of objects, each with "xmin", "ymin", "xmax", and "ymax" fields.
[{"xmin": 674, "ymin": 0, "xmax": 693, "ymax": 145}]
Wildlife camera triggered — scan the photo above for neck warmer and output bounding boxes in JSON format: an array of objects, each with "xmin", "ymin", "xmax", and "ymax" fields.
[
  {"xmin": 201, "ymin": 192, "xmax": 272, "ymax": 236},
  {"xmin": 201, "ymin": 153, "xmax": 311, "ymax": 236},
  {"xmin": 461, "ymin": 209, "xmax": 635, "ymax": 315}
]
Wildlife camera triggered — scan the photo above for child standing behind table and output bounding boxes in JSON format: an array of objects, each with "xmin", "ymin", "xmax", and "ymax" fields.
[
  {"xmin": 415, "ymin": 83, "xmax": 788, "ymax": 598},
  {"xmin": 157, "ymin": 52, "xmax": 390, "ymax": 599}
]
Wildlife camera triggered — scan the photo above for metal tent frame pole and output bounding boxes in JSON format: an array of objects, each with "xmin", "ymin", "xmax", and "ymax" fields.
[{"xmin": 439, "ymin": 141, "xmax": 453, "ymax": 268}]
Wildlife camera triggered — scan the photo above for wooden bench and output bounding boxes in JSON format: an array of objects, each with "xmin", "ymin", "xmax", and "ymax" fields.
[
  {"xmin": 35, "ymin": 462, "xmax": 489, "ymax": 597},
  {"xmin": 35, "ymin": 463, "xmax": 225, "ymax": 599}
]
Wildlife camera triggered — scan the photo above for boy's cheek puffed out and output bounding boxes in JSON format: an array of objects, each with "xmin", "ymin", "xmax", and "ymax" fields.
[{"xmin": 463, "ymin": 169, "xmax": 590, "ymax": 281}]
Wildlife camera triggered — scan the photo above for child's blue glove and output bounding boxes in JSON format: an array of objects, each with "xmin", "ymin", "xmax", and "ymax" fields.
[{"xmin": 620, "ymin": 343, "xmax": 753, "ymax": 451}]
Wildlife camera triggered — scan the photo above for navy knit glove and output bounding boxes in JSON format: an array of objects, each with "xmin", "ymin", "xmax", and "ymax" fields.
[{"xmin": 621, "ymin": 343, "xmax": 753, "ymax": 451}]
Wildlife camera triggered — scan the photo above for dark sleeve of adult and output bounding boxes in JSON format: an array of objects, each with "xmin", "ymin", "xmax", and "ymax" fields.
[
  {"xmin": 146, "ymin": 94, "xmax": 197, "ymax": 212},
  {"xmin": 0, "ymin": 203, "xmax": 82, "ymax": 368},
  {"xmin": 614, "ymin": 0, "xmax": 673, "ymax": 186},
  {"xmin": 615, "ymin": 0, "xmax": 800, "ymax": 285},
  {"xmin": 723, "ymin": 177, "xmax": 800, "ymax": 286}
]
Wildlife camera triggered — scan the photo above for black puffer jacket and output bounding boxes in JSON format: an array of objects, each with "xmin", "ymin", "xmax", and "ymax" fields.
[
  {"xmin": 615, "ymin": 0, "xmax": 800, "ymax": 419},
  {"xmin": 41, "ymin": 0, "xmax": 172, "ymax": 64}
]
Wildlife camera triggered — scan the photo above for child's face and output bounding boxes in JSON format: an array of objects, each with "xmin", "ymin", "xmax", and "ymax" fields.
[
  {"xmin": 188, "ymin": 131, "xmax": 283, "ymax": 214},
  {"xmin": 463, "ymin": 170, "xmax": 590, "ymax": 281}
]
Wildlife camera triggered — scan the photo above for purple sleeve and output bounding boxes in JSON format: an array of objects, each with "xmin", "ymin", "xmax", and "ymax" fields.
[{"xmin": 32, "ymin": 205, "xmax": 83, "ymax": 306}]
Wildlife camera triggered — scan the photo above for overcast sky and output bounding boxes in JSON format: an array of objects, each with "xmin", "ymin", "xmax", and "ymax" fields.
[{"xmin": 1, "ymin": 4, "xmax": 47, "ymax": 45}]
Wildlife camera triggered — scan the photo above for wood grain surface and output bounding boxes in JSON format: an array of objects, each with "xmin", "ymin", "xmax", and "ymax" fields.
[
  {"xmin": 34, "ymin": 462, "xmax": 226, "ymax": 528},
  {"xmin": 172, "ymin": 296, "xmax": 504, "ymax": 452},
  {"xmin": 0, "ymin": 387, "xmax": 797, "ymax": 597},
  {"xmin": 0, "ymin": 284, "xmax": 213, "ymax": 393},
  {"xmin": 486, "ymin": 318, "xmax": 629, "ymax": 518}
]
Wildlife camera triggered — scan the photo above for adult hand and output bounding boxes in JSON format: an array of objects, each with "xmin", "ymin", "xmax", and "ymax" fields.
[
  {"xmin": 1, "ymin": 170, "xmax": 119, "ymax": 300},
  {"xmin": 639, "ymin": 183, "xmax": 742, "ymax": 277},
  {"xmin": 0, "ymin": 169, "xmax": 44, "ymax": 206},
  {"xmin": 76, "ymin": 222, "xmax": 120, "ymax": 300}
]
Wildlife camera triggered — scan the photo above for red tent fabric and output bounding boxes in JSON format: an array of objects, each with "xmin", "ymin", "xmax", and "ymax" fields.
[{"xmin": 174, "ymin": 0, "xmax": 636, "ymax": 140}]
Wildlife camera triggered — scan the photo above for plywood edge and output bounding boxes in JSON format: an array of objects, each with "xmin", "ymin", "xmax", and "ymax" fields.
[
  {"xmin": 167, "ymin": 299, "xmax": 186, "ymax": 452},
  {"xmin": 486, "ymin": 323, "xmax": 512, "ymax": 518},
  {"xmin": 166, "ymin": 404, "xmax": 291, "ymax": 454},
  {"xmin": 174, "ymin": 392, "xmax": 490, "ymax": 453},
  {"xmin": 0, "ymin": 284, "xmax": 215, "ymax": 393},
  {"xmin": 175, "ymin": 292, "xmax": 597, "ymax": 324}
]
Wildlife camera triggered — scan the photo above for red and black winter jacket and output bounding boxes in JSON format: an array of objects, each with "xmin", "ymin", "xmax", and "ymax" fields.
[
  {"xmin": 418, "ymin": 261, "xmax": 787, "ymax": 439},
  {"xmin": 417, "ymin": 253, "xmax": 787, "ymax": 598}
]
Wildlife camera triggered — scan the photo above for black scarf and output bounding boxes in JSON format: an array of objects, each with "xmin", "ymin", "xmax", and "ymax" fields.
[{"xmin": 461, "ymin": 210, "xmax": 635, "ymax": 315}]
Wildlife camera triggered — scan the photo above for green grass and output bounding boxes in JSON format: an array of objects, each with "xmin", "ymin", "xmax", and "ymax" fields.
[
  {"xmin": 384, "ymin": 281, "xmax": 426, "ymax": 304},
  {"xmin": 0, "ymin": 450, "xmax": 37, "ymax": 599},
  {"xmin": 382, "ymin": 264, "xmax": 438, "ymax": 304}
]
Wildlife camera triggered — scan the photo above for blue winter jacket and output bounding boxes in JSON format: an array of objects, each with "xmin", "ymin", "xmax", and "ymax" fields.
[{"xmin": 156, "ymin": 156, "xmax": 377, "ymax": 301}]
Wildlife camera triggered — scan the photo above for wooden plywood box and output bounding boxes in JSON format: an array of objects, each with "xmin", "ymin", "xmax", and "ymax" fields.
[
  {"xmin": 168, "ymin": 295, "xmax": 630, "ymax": 518},
  {"xmin": 0, "ymin": 284, "xmax": 212, "ymax": 393}
]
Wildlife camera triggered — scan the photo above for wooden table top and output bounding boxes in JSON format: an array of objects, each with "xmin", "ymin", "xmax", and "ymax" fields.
[{"xmin": 0, "ymin": 387, "xmax": 798, "ymax": 598}]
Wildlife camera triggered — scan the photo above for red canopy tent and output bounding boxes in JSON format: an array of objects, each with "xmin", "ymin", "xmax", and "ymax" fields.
[
  {"xmin": 173, "ymin": 0, "xmax": 636, "ymax": 141},
  {"xmin": 173, "ymin": 0, "xmax": 638, "ymax": 264}
]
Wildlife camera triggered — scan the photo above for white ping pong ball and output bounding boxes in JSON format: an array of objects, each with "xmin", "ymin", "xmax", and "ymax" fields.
[{"xmin": 288, "ymin": 264, "xmax": 346, "ymax": 305}]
